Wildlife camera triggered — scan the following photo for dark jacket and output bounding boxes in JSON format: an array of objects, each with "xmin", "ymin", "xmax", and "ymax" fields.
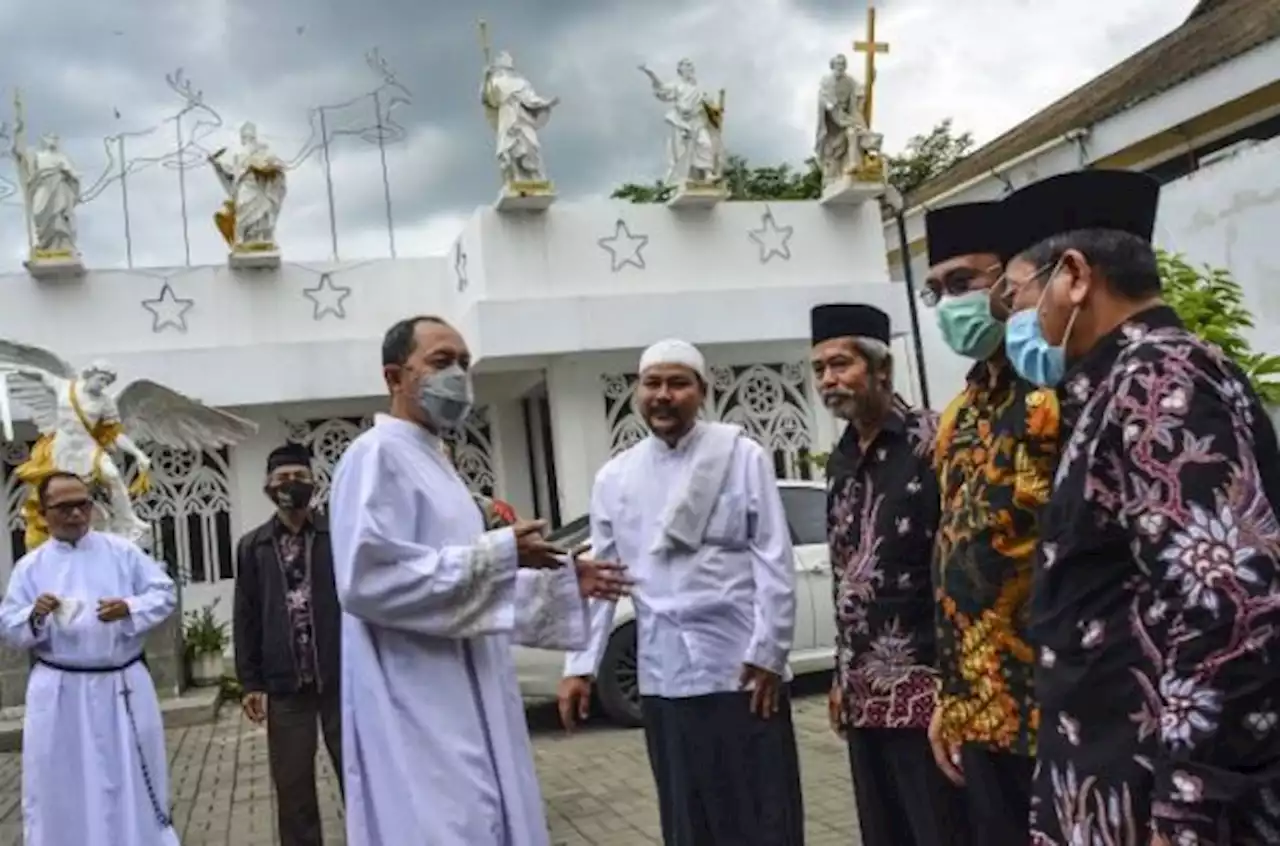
[{"xmin": 233, "ymin": 513, "xmax": 341, "ymax": 696}]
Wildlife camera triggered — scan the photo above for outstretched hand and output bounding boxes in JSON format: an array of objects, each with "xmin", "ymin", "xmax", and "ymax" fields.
[{"xmin": 573, "ymin": 558, "xmax": 632, "ymax": 601}]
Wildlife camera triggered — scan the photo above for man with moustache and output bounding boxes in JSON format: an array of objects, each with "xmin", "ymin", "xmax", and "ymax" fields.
[
  {"xmin": 924, "ymin": 200, "xmax": 1061, "ymax": 842},
  {"xmin": 559, "ymin": 338, "xmax": 803, "ymax": 846},
  {"xmin": 811, "ymin": 304, "xmax": 969, "ymax": 846},
  {"xmin": 1000, "ymin": 169, "xmax": 1280, "ymax": 845}
]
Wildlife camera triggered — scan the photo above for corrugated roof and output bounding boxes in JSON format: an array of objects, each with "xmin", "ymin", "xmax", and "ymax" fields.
[{"xmin": 907, "ymin": 0, "xmax": 1280, "ymax": 207}]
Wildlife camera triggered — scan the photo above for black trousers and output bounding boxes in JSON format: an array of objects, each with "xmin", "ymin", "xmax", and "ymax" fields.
[
  {"xmin": 958, "ymin": 744, "xmax": 1035, "ymax": 844},
  {"xmin": 642, "ymin": 691, "xmax": 805, "ymax": 846},
  {"xmin": 267, "ymin": 684, "xmax": 343, "ymax": 846},
  {"xmin": 847, "ymin": 727, "xmax": 971, "ymax": 846}
]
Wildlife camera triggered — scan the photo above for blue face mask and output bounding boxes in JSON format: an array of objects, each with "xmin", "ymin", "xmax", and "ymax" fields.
[{"xmin": 1005, "ymin": 308, "xmax": 1065, "ymax": 387}]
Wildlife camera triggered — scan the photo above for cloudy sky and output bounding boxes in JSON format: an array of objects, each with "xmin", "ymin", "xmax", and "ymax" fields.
[{"xmin": 0, "ymin": 0, "xmax": 1195, "ymax": 272}]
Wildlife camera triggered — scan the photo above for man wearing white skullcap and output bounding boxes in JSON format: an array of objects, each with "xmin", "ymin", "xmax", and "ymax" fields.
[{"xmin": 559, "ymin": 339, "xmax": 804, "ymax": 846}]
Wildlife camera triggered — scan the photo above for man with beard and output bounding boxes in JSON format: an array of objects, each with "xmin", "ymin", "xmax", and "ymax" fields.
[
  {"xmin": 811, "ymin": 304, "xmax": 969, "ymax": 845},
  {"xmin": 559, "ymin": 338, "xmax": 803, "ymax": 846},
  {"xmin": 925, "ymin": 200, "xmax": 1061, "ymax": 842},
  {"xmin": 999, "ymin": 169, "xmax": 1280, "ymax": 845}
]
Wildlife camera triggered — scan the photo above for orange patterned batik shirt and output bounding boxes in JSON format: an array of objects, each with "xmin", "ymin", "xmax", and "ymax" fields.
[{"xmin": 933, "ymin": 358, "xmax": 1060, "ymax": 756}]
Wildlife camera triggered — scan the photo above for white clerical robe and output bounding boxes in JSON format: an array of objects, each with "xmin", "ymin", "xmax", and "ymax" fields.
[
  {"xmin": 565, "ymin": 424, "xmax": 797, "ymax": 697},
  {"xmin": 0, "ymin": 531, "xmax": 180, "ymax": 846},
  {"xmin": 329, "ymin": 413, "xmax": 591, "ymax": 846}
]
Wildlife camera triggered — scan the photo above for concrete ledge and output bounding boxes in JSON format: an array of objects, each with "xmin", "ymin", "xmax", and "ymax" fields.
[{"xmin": 0, "ymin": 686, "xmax": 221, "ymax": 752}]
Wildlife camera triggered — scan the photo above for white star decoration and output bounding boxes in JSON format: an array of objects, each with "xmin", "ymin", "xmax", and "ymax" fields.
[
  {"xmin": 748, "ymin": 207, "xmax": 794, "ymax": 263},
  {"xmin": 454, "ymin": 242, "xmax": 469, "ymax": 292},
  {"xmin": 141, "ymin": 283, "xmax": 194, "ymax": 333},
  {"xmin": 597, "ymin": 219, "xmax": 649, "ymax": 272},
  {"xmin": 303, "ymin": 273, "xmax": 352, "ymax": 320}
]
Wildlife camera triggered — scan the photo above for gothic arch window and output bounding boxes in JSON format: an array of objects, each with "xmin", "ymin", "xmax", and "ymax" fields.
[
  {"xmin": 283, "ymin": 409, "xmax": 498, "ymax": 507},
  {"xmin": 601, "ymin": 361, "xmax": 817, "ymax": 479},
  {"xmin": 3, "ymin": 440, "xmax": 235, "ymax": 585}
]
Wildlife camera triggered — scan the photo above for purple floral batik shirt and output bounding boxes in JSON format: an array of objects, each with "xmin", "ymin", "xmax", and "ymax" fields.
[
  {"xmin": 274, "ymin": 520, "xmax": 318, "ymax": 687},
  {"xmin": 1030, "ymin": 305, "xmax": 1280, "ymax": 846},
  {"xmin": 826, "ymin": 407, "xmax": 941, "ymax": 730}
]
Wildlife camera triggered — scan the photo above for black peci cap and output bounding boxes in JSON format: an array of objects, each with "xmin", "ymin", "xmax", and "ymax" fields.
[
  {"xmin": 924, "ymin": 201, "xmax": 1011, "ymax": 265},
  {"xmin": 1001, "ymin": 169, "xmax": 1160, "ymax": 258},
  {"xmin": 811, "ymin": 303, "xmax": 891, "ymax": 346}
]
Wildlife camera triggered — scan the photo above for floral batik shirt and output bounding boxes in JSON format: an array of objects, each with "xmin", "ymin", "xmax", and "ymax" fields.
[
  {"xmin": 274, "ymin": 520, "xmax": 317, "ymax": 687},
  {"xmin": 827, "ymin": 408, "xmax": 941, "ymax": 729},
  {"xmin": 934, "ymin": 358, "xmax": 1060, "ymax": 755},
  {"xmin": 1030, "ymin": 306, "xmax": 1280, "ymax": 846}
]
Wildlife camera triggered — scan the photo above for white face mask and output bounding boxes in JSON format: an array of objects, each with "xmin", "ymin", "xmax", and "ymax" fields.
[{"xmin": 416, "ymin": 365, "xmax": 474, "ymax": 430}]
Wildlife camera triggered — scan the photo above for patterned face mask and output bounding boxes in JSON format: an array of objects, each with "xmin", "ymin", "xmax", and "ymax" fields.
[{"xmin": 935, "ymin": 289, "xmax": 1004, "ymax": 360}]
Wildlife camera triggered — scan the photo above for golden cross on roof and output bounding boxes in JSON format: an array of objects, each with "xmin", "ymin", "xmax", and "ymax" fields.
[{"xmin": 853, "ymin": 2, "xmax": 889, "ymax": 127}]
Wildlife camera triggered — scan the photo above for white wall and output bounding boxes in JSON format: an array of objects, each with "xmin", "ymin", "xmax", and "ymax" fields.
[{"xmin": 1154, "ymin": 136, "xmax": 1280, "ymax": 355}]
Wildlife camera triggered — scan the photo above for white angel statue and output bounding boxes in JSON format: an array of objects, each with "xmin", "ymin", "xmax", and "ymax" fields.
[{"xmin": 0, "ymin": 340, "xmax": 257, "ymax": 550}]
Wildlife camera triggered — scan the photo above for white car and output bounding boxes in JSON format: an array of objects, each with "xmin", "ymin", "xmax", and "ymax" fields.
[{"xmin": 512, "ymin": 479, "xmax": 837, "ymax": 727}]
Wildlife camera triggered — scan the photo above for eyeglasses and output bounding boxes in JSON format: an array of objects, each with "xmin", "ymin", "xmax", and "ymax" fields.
[
  {"xmin": 920, "ymin": 262, "xmax": 1004, "ymax": 308},
  {"xmin": 46, "ymin": 499, "xmax": 93, "ymax": 516}
]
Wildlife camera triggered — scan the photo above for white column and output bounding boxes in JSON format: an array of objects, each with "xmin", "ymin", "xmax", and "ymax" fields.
[{"xmin": 545, "ymin": 358, "xmax": 611, "ymax": 521}]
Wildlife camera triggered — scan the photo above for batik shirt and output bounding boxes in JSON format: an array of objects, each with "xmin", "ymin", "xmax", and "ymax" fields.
[
  {"xmin": 934, "ymin": 358, "xmax": 1060, "ymax": 755},
  {"xmin": 828, "ymin": 408, "xmax": 941, "ymax": 729},
  {"xmin": 274, "ymin": 519, "xmax": 317, "ymax": 686},
  {"xmin": 1030, "ymin": 306, "xmax": 1280, "ymax": 846}
]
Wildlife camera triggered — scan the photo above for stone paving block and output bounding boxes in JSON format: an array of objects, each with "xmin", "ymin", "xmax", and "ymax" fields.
[{"xmin": 0, "ymin": 689, "xmax": 864, "ymax": 845}]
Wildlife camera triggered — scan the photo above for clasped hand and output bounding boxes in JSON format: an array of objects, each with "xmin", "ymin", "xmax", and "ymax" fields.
[
  {"xmin": 29, "ymin": 594, "xmax": 129, "ymax": 623},
  {"xmin": 512, "ymin": 521, "xmax": 633, "ymax": 601}
]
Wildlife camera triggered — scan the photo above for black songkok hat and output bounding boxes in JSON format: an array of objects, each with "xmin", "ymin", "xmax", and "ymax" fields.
[
  {"xmin": 266, "ymin": 443, "xmax": 311, "ymax": 473},
  {"xmin": 1002, "ymin": 169, "xmax": 1160, "ymax": 258},
  {"xmin": 811, "ymin": 304, "xmax": 891, "ymax": 346},
  {"xmin": 924, "ymin": 201, "xmax": 1010, "ymax": 265}
]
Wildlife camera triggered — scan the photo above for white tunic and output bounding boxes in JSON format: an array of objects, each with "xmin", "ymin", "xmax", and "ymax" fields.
[
  {"xmin": 329, "ymin": 414, "xmax": 590, "ymax": 846},
  {"xmin": 565, "ymin": 424, "xmax": 797, "ymax": 697},
  {"xmin": 0, "ymin": 532, "xmax": 180, "ymax": 846}
]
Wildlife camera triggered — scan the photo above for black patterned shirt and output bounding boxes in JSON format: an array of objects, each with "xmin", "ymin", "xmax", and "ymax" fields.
[
  {"xmin": 827, "ymin": 408, "xmax": 940, "ymax": 729},
  {"xmin": 1030, "ymin": 305, "xmax": 1280, "ymax": 846},
  {"xmin": 274, "ymin": 518, "xmax": 317, "ymax": 686}
]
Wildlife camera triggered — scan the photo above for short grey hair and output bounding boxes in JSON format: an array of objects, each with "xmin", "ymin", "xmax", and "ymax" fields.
[{"xmin": 850, "ymin": 337, "xmax": 891, "ymax": 369}]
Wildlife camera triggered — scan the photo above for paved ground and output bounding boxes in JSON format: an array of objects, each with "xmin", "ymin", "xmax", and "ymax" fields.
[{"xmin": 0, "ymin": 688, "xmax": 861, "ymax": 845}]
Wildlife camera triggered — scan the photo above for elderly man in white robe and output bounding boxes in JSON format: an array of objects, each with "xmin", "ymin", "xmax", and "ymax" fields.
[
  {"xmin": 0, "ymin": 471, "xmax": 179, "ymax": 846},
  {"xmin": 329, "ymin": 314, "xmax": 631, "ymax": 846},
  {"xmin": 558, "ymin": 339, "xmax": 805, "ymax": 846}
]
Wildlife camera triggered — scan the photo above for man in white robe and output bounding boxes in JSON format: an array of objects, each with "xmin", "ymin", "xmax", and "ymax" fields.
[
  {"xmin": 329, "ymin": 315, "xmax": 631, "ymax": 846},
  {"xmin": 0, "ymin": 471, "xmax": 179, "ymax": 846},
  {"xmin": 559, "ymin": 339, "xmax": 805, "ymax": 846}
]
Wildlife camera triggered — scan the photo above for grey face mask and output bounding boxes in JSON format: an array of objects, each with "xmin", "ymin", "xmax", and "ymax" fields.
[{"xmin": 417, "ymin": 365, "xmax": 473, "ymax": 430}]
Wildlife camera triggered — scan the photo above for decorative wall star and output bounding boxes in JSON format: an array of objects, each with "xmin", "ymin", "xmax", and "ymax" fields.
[
  {"xmin": 748, "ymin": 207, "xmax": 794, "ymax": 263},
  {"xmin": 597, "ymin": 219, "xmax": 649, "ymax": 272},
  {"xmin": 303, "ymin": 273, "xmax": 352, "ymax": 320},
  {"xmin": 141, "ymin": 283, "xmax": 194, "ymax": 333},
  {"xmin": 454, "ymin": 242, "xmax": 469, "ymax": 292}
]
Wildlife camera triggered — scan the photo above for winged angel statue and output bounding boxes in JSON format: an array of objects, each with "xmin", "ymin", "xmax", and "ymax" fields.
[{"xmin": 0, "ymin": 341, "xmax": 257, "ymax": 551}]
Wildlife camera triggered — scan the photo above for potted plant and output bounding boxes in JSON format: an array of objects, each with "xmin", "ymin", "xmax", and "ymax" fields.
[{"xmin": 183, "ymin": 599, "xmax": 229, "ymax": 687}]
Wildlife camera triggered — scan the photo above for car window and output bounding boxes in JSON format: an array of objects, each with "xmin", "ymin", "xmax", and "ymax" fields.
[{"xmin": 779, "ymin": 486, "xmax": 827, "ymax": 546}]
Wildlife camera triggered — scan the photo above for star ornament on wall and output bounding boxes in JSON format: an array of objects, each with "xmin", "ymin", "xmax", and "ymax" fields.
[
  {"xmin": 749, "ymin": 207, "xmax": 794, "ymax": 263},
  {"xmin": 303, "ymin": 273, "xmax": 352, "ymax": 320},
  {"xmin": 597, "ymin": 219, "xmax": 649, "ymax": 272},
  {"xmin": 141, "ymin": 283, "xmax": 194, "ymax": 333},
  {"xmin": 454, "ymin": 242, "xmax": 469, "ymax": 292}
]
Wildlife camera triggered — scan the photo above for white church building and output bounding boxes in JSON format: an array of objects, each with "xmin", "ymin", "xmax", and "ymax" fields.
[{"xmin": 0, "ymin": 196, "xmax": 915, "ymax": 620}]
